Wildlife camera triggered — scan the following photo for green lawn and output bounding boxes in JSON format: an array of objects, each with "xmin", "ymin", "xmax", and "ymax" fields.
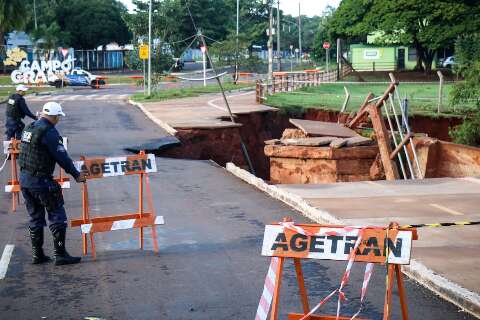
[
  {"xmin": 0, "ymin": 87, "xmax": 59, "ymax": 101},
  {"xmin": 132, "ymin": 82, "xmax": 253, "ymax": 102},
  {"xmin": 0, "ymin": 75, "xmax": 12, "ymax": 85},
  {"xmin": 264, "ymin": 82, "xmax": 471, "ymax": 117}
]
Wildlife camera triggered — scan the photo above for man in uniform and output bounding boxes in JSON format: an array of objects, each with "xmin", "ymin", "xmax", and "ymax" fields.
[
  {"xmin": 19, "ymin": 101, "xmax": 88, "ymax": 266},
  {"xmin": 5, "ymin": 84, "xmax": 37, "ymax": 140}
]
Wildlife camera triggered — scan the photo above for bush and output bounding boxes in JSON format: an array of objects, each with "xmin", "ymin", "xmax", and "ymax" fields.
[{"xmin": 449, "ymin": 113, "xmax": 480, "ymax": 147}]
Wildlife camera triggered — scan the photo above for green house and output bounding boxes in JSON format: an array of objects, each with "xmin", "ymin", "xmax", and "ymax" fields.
[
  {"xmin": 348, "ymin": 31, "xmax": 438, "ymax": 71},
  {"xmin": 349, "ymin": 44, "xmax": 430, "ymax": 71}
]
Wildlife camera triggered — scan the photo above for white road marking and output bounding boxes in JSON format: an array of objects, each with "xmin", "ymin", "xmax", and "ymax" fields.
[
  {"xmin": 65, "ymin": 95, "xmax": 82, "ymax": 101},
  {"xmin": 0, "ymin": 244, "xmax": 15, "ymax": 280},
  {"xmin": 429, "ymin": 203, "xmax": 464, "ymax": 216},
  {"xmin": 207, "ymin": 91, "xmax": 254, "ymax": 111}
]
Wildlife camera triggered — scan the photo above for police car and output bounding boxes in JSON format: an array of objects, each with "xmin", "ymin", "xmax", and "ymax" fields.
[{"xmin": 50, "ymin": 68, "xmax": 105, "ymax": 89}]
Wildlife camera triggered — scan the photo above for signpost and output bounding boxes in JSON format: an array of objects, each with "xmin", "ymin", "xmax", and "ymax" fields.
[
  {"xmin": 200, "ymin": 46, "xmax": 206, "ymax": 87},
  {"xmin": 139, "ymin": 45, "xmax": 148, "ymax": 95},
  {"xmin": 323, "ymin": 41, "xmax": 330, "ymax": 73}
]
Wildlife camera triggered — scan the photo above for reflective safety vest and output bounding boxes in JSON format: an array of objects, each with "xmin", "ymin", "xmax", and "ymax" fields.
[
  {"xmin": 6, "ymin": 94, "xmax": 23, "ymax": 120},
  {"xmin": 19, "ymin": 121, "xmax": 56, "ymax": 177}
]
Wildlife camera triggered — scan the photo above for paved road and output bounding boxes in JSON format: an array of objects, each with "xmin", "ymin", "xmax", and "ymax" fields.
[{"xmin": 0, "ymin": 89, "xmax": 475, "ymax": 319}]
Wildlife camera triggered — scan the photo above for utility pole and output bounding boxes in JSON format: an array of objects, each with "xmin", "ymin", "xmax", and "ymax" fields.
[
  {"xmin": 276, "ymin": 0, "xmax": 281, "ymax": 71},
  {"xmin": 298, "ymin": 2, "xmax": 302, "ymax": 64},
  {"xmin": 147, "ymin": 0, "xmax": 152, "ymax": 96},
  {"xmin": 268, "ymin": 5, "xmax": 273, "ymax": 82},
  {"xmin": 234, "ymin": 0, "xmax": 240, "ymax": 84},
  {"xmin": 33, "ymin": 0, "xmax": 38, "ymax": 30}
]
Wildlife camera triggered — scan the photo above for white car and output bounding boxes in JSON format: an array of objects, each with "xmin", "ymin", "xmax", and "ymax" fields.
[{"xmin": 442, "ymin": 56, "xmax": 456, "ymax": 68}]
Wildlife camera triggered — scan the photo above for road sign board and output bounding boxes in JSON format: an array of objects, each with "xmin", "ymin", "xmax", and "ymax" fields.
[
  {"xmin": 139, "ymin": 45, "xmax": 149, "ymax": 60},
  {"xmin": 200, "ymin": 46, "xmax": 206, "ymax": 53},
  {"xmin": 323, "ymin": 42, "xmax": 331, "ymax": 49}
]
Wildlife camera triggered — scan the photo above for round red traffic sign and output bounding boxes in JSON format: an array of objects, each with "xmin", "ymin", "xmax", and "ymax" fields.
[{"xmin": 323, "ymin": 42, "xmax": 330, "ymax": 49}]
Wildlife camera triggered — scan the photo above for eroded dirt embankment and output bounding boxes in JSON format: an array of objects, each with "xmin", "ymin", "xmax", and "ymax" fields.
[{"xmin": 156, "ymin": 107, "xmax": 464, "ymax": 180}]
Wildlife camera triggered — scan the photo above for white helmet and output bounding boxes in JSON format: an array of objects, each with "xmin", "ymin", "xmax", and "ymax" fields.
[
  {"xmin": 16, "ymin": 84, "xmax": 29, "ymax": 92},
  {"xmin": 42, "ymin": 102, "xmax": 66, "ymax": 116}
]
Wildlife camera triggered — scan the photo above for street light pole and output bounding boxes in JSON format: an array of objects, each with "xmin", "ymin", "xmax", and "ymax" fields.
[
  {"xmin": 298, "ymin": 1, "xmax": 302, "ymax": 64},
  {"xmin": 147, "ymin": 0, "xmax": 152, "ymax": 96},
  {"xmin": 268, "ymin": 5, "xmax": 273, "ymax": 82},
  {"xmin": 276, "ymin": 0, "xmax": 281, "ymax": 71},
  {"xmin": 234, "ymin": 0, "xmax": 240, "ymax": 84}
]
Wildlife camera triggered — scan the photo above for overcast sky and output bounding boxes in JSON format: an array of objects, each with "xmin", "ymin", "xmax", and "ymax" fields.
[{"xmin": 119, "ymin": 0, "xmax": 341, "ymax": 17}]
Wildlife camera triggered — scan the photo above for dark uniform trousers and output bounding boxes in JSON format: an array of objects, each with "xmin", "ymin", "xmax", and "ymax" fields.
[
  {"xmin": 21, "ymin": 179, "xmax": 67, "ymax": 230},
  {"xmin": 5, "ymin": 117, "xmax": 25, "ymax": 140}
]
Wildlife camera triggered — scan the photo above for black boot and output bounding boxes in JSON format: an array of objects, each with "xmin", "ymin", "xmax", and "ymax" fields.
[
  {"xmin": 52, "ymin": 227, "xmax": 81, "ymax": 266},
  {"xmin": 29, "ymin": 227, "xmax": 51, "ymax": 264}
]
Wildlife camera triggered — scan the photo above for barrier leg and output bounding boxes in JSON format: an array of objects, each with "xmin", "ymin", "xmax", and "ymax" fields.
[
  {"xmin": 82, "ymin": 182, "xmax": 90, "ymax": 256},
  {"xmin": 395, "ymin": 265, "xmax": 409, "ymax": 320},
  {"xmin": 270, "ymin": 257, "xmax": 285, "ymax": 320},
  {"xmin": 383, "ymin": 264, "xmax": 395, "ymax": 320},
  {"xmin": 294, "ymin": 258, "xmax": 310, "ymax": 314},
  {"xmin": 139, "ymin": 173, "xmax": 144, "ymax": 250},
  {"xmin": 11, "ymin": 153, "xmax": 18, "ymax": 212},
  {"xmin": 90, "ymin": 233, "xmax": 96, "ymax": 260},
  {"xmin": 145, "ymin": 174, "xmax": 159, "ymax": 253}
]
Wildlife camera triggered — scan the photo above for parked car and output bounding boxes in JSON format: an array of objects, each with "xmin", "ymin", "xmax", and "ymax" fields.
[
  {"xmin": 49, "ymin": 68, "xmax": 105, "ymax": 88},
  {"xmin": 442, "ymin": 56, "xmax": 456, "ymax": 68}
]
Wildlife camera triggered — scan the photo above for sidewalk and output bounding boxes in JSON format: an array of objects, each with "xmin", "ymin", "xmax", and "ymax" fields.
[{"xmin": 130, "ymin": 91, "xmax": 276, "ymax": 131}]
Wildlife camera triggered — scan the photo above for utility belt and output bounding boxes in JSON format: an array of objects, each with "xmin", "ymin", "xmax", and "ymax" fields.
[{"xmin": 20, "ymin": 168, "xmax": 54, "ymax": 179}]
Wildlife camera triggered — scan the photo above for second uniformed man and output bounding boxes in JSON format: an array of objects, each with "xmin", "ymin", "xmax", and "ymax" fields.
[
  {"xmin": 5, "ymin": 84, "xmax": 37, "ymax": 140},
  {"xmin": 19, "ymin": 101, "xmax": 88, "ymax": 266}
]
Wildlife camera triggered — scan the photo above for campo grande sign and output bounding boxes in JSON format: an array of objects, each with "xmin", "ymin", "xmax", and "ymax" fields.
[{"xmin": 11, "ymin": 58, "xmax": 75, "ymax": 84}]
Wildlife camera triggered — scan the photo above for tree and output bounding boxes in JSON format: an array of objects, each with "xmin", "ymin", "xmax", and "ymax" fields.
[
  {"xmin": 328, "ymin": 0, "xmax": 480, "ymax": 73},
  {"xmin": 449, "ymin": 33, "xmax": 480, "ymax": 146},
  {"xmin": 55, "ymin": 0, "xmax": 131, "ymax": 49},
  {"xmin": 0, "ymin": 0, "xmax": 27, "ymax": 44}
]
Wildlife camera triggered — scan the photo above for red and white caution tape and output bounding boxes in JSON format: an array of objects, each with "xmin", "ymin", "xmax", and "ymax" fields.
[
  {"xmin": 278, "ymin": 221, "xmax": 374, "ymax": 320},
  {"xmin": 350, "ymin": 263, "xmax": 374, "ymax": 320},
  {"xmin": 255, "ymin": 257, "xmax": 279, "ymax": 320}
]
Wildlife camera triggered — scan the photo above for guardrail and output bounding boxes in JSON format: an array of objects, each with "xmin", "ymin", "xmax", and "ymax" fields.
[{"xmin": 256, "ymin": 63, "xmax": 352, "ymax": 104}]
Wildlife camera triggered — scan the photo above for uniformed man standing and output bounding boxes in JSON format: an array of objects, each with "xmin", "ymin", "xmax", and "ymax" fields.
[
  {"xmin": 5, "ymin": 84, "xmax": 37, "ymax": 140},
  {"xmin": 19, "ymin": 101, "xmax": 88, "ymax": 266}
]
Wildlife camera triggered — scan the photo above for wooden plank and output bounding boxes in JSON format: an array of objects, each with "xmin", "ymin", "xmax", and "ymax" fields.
[
  {"xmin": 71, "ymin": 213, "xmax": 153, "ymax": 227},
  {"xmin": 281, "ymin": 137, "xmax": 335, "ymax": 146},
  {"xmin": 345, "ymin": 136, "xmax": 373, "ymax": 147},
  {"xmin": 330, "ymin": 138, "xmax": 348, "ymax": 149},
  {"xmin": 290, "ymin": 119, "xmax": 360, "ymax": 138},
  {"xmin": 367, "ymin": 104, "xmax": 399, "ymax": 180}
]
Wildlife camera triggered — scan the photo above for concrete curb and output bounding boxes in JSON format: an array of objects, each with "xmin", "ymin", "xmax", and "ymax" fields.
[
  {"xmin": 225, "ymin": 162, "xmax": 480, "ymax": 318},
  {"xmin": 127, "ymin": 99, "xmax": 178, "ymax": 136}
]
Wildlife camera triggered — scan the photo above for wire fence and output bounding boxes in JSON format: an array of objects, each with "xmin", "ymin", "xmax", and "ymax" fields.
[{"xmin": 264, "ymin": 81, "xmax": 476, "ymax": 115}]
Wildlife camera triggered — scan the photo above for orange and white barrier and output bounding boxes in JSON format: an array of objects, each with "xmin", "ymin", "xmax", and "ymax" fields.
[
  {"xmin": 3, "ymin": 139, "xmax": 21, "ymax": 211},
  {"xmin": 3, "ymin": 138, "xmax": 71, "ymax": 213},
  {"xmin": 256, "ymin": 218, "xmax": 417, "ymax": 320},
  {"xmin": 70, "ymin": 151, "xmax": 162, "ymax": 260}
]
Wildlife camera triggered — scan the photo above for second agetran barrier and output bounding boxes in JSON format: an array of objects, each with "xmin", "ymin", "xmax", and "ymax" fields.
[
  {"xmin": 256, "ymin": 217, "xmax": 417, "ymax": 320},
  {"xmin": 70, "ymin": 151, "xmax": 164, "ymax": 260}
]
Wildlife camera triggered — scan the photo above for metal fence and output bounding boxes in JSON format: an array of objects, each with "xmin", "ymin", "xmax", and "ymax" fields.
[
  {"xmin": 255, "ymin": 61, "xmax": 353, "ymax": 103},
  {"xmin": 1, "ymin": 46, "xmax": 127, "ymax": 71}
]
